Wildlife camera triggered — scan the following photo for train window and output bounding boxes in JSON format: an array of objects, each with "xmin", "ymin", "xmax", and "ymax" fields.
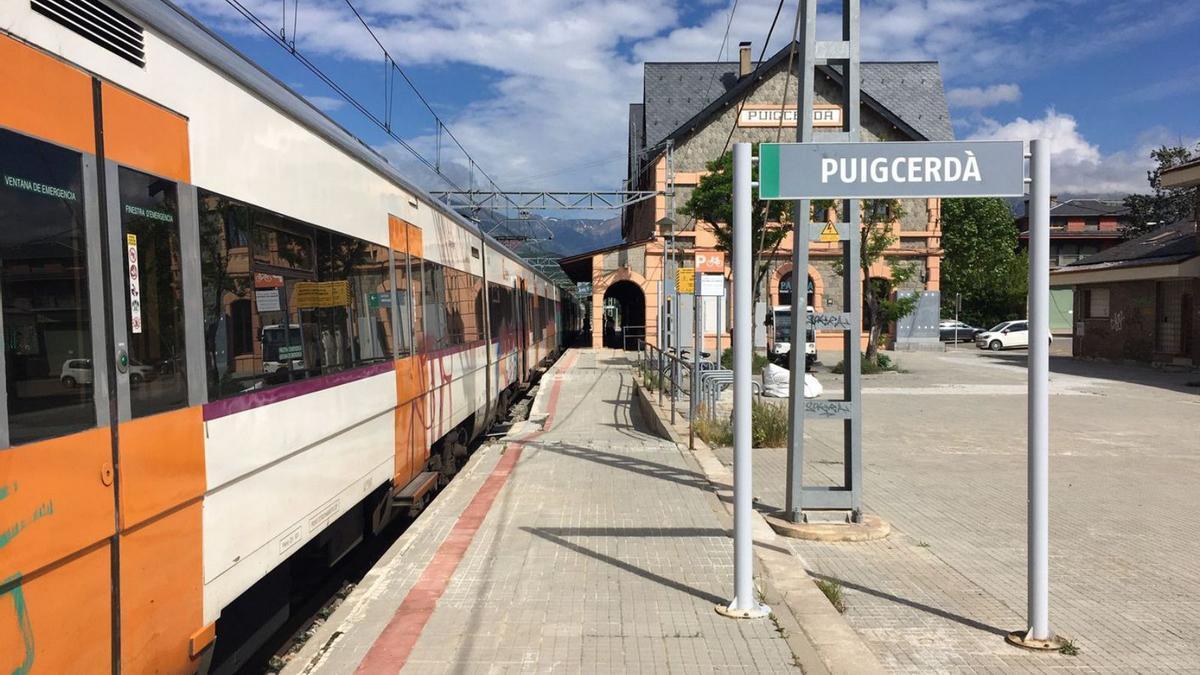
[
  {"xmin": 488, "ymin": 284, "xmax": 515, "ymax": 348},
  {"xmin": 201, "ymin": 190, "xmax": 397, "ymax": 400},
  {"xmin": 0, "ymin": 129, "xmax": 96, "ymax": 445},
  {"xmin": 389, "ymin": 250, "xmax": 413, "ymax": 357},
  {"xmin": 421, "ymin": 260, "xmax": 449, "ymax": 349},
  {"xmin": 199, "ymin": 190, "xmax": 261, "ymax": 399},
  {"xmin": 441, "ymin": 266, "xmax": 483, "ymax": 346},
  {"xmin": 253, "ymin": 216, "xmax": 314, "ymax": 273},
  {"xmin": 118, "ymin": 167, "xmax": 188, "ymax": 418}
]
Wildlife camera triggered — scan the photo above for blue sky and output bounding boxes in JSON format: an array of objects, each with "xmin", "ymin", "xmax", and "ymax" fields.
[{"xmin": 183, "ymin": 0, "xmax": 1200, "ymax": 198}]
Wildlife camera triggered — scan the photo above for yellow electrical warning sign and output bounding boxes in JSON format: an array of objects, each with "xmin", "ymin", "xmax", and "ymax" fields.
[
  {"xmin": 819, "ymin": 222, "xmax": 841, "ymax": 242},
  {"xmin": 676, "ymin": 268, "xmax": 695, "ymax": 294}
]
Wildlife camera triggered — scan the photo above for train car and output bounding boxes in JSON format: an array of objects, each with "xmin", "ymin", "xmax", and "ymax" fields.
[{"xmin": 0, "ymin": 0, "xmax": 574, "ymax": 672}]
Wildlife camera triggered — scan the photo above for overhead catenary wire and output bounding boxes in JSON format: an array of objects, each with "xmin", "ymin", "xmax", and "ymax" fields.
[
  {"xmin": 719, "ymin": 0, "xmax": 793, "ymax": 157},
  {"xmin": 221, "ymin": 0, "xmax": 517, "ymax": 211},
  {"xmin": 701, "ymin": 0, "xmax": 742, "ymax": 104}
]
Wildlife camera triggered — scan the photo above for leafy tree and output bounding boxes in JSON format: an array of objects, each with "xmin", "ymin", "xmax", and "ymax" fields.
[
  {"xmin": 940, "ymin": 197, "xmax": 1027, "ymax": 329},
  {"xmin": 831, "ymin": 199, "xmax": 918, "ymax": 363},
  {"xmin": 1121, "ymin": 143, "xmax": 1200, "ymax": 238},
  {"xmin": 679, "ymin": 145, "xmax": 791, "ymax": 308}
]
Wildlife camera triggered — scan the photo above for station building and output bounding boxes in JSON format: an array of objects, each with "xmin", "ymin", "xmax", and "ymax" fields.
[
  {"xmin": 1050, "ymin": 158, "xmax": 1200, "ymax": 367},
  {"xmin": 560, "ymin": 42, "xmax": 954, "ymax": 353}
]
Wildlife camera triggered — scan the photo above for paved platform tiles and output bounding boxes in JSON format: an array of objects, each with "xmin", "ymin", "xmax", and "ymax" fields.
[
  {"xmin": 710, "ymin": 349, "xmax": 1200, "ymax": 674},
  {"xmin": 287, "ymin": 349, "xmax": 804, "ymax": 674}
]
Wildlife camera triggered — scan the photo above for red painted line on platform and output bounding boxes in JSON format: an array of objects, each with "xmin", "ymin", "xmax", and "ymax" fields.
[{"xmin": 356, "ymin": 350, "xmax": 579, "ymax": 673}]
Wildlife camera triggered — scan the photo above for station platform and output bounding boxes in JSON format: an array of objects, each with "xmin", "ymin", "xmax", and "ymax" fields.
[{"xmin": 281, "ymin": 349, "xmax": 834, "ymax": 674}]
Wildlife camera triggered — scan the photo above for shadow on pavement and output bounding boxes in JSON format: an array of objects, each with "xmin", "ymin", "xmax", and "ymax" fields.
[
  {"xmin": 523, "ymin": 527, "xmax": 727, "ymax": 605},
  {"xmin": 806, "ymin": 571, "xmax": 1010, "ymax": 637},
  {"xmin": 533, "ymin": 441, "xmax": 720, "ymax": 493},
  {"xmin": 974, "ymin": 352, "xmax": 1198, "ymax": 395}
]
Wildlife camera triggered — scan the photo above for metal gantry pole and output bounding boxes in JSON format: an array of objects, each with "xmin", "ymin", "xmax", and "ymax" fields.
[
  {"xmin": 718, "ymin": 142, "xmax": 769, "ymax": 619},
  {"xmin": 690, "ymin": 290, "xmax": 701, "ymax": 449},
  {"xmin": 1026, "ymin": 138, "xmax": 1052, "ymax": 642},
  {"xmin": 785, "ymin": 0, "xmax": 864, "ymax": 522}
]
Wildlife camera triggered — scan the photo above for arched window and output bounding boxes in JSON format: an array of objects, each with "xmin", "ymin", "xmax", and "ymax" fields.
[{"xmin": 778, "ymin": 272, "xmax": 816, "ymax": 308}]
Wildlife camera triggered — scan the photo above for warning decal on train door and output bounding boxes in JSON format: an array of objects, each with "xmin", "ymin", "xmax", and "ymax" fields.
[
  {"xmin": 818, "ymin": 223, "xmax": 840, "ymax": 243},
  {"xmin": 127, "ymin": 233, "xmax": 142, "ymax": 334}
]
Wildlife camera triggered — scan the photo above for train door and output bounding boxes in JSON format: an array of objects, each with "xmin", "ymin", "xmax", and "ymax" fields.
[
  {"xmin": 2, "ymin": 39, "xmax": 209, "ymax": 674},
  {"xmin": 516, "ymin": 278, "xmax": 528, "ymax": 382},
  {"xmin": 99, "ymin": 83, "xmax": 210, "ymax": 674}
]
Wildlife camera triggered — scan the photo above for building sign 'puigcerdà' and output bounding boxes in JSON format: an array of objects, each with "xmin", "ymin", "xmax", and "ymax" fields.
[{"xmin": 757, "ymin": 140, "xmax": 1026, "ymax": 199}]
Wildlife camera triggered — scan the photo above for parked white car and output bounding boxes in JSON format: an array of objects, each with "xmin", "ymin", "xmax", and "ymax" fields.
[
  {"xmin": 974, "ymin": 320, "xmax": 1053, "ymax": 351},
  {"xmin": 60, "ymin": 357, "xmax": 158, "ymax": 387},
  {"xmin": 60, "ymin": 358, "xmax": 93, "ymax": 387}
]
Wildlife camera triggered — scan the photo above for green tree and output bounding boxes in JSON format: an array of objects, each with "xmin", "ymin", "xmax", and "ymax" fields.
[
  {"xmin": 831, "ymin": 199, "xmax": 918, "ymax": 363},
  {"xmin": 679, "ymin": 145, "xmax": 791, "ymax": 307},
  {"xmin": 940, "ymin": 197, "xmax": 1027, "ymax": 329},
  {"xmin": 1121, "ymin": 143, "xmax": 1199, "ymax": 238}
]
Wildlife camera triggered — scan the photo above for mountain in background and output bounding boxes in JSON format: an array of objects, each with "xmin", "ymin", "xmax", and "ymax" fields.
[{"xmin": 466, "ymin": 209, "xmax": 623, "ymax": 258}]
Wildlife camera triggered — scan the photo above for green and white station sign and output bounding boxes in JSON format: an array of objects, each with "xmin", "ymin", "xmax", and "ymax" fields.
[{"xmin": 757, "ymin": 140, "xmax": 1026, "ymax": 200}]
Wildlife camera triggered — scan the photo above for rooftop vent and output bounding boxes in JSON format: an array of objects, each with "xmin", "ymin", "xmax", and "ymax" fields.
[{"xmin": 32, "ymin": 0, "xmax": 145, "ymax": 67}]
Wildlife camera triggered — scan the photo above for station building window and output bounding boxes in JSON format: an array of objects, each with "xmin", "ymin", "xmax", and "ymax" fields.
[{"xmin": 0, "ymin": 128, "xmax": 95, "ymax": 445}]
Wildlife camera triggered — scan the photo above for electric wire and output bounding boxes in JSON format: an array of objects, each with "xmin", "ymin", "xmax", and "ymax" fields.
[
  {"xmin": 220, "ymin": 0, "xmax": 517, "ymax": 211},
  {"xmin": 719, "ymin": 0, "xmax": 793, "ymax": 157}
]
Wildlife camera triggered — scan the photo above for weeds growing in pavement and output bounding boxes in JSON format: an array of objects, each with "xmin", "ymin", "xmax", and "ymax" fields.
[
  {"xmin": 816, "ymin": 579, "xmax": 847, "ymax": 613},
  {"xmin": 1059, "ymin": 639, "xmax": 1080, "ymax": 656},
  {"xmin": 692, "ymin": 401, "xmax": 789, "ymax": 447},
  {"xmin": 637, "ymin": 364, "xmax": 660, "ymax": 391},
  {"xmin": 832, "ymin": 352, "xmax": 903, "ymax": 374},
  {"xmin": 695, "ymin": 415, "xmax": 734, "ymax": 446},
  {"xmin": 751, "ymin": 401, "xmax": 789, "ymax": 447}
]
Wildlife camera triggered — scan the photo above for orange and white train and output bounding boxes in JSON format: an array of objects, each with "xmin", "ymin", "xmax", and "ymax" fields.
[{"xmin": 0, "ymin": 0, "xmax": 577, "ymax": 671}]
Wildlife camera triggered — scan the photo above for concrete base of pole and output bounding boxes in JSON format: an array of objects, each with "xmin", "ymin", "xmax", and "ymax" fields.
[
  {"xmin": 765, "ymin": 512, "xmax": 890, "ymax": 542},
  {"xmin": 715, "ymin": 600, "xmax": 771, "ymax": 620},
  {"xmin": 1005, "ymin": 630, "xmax": 1068, "ymax": 651}
]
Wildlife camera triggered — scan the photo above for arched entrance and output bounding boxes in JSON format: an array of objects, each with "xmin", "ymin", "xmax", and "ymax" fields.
[
  {"xmin": 602, "ymin": 280, "xmax": 645, "ymax": 349},
  {"xmin": 778, "ymin": 271, "xmax": 815, "ymax": 309}
]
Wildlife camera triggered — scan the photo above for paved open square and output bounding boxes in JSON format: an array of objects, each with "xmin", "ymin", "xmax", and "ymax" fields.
[{"xmin": 711, "ymin": 349, "xmax": 1200, "ymax": 674}]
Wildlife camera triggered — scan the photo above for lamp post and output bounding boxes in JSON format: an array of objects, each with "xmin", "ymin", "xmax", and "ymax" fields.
[{"xmin": 657, "ymin": 216, "xmax": 681, "ymax": 422}]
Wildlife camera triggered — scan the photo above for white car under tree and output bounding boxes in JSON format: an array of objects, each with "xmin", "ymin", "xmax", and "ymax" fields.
[{"xmin": 974, "ymin": 320, "xmax": 1053, "ymax": 351}]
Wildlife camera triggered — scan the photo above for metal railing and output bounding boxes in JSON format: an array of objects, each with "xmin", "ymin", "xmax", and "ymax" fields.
[
  {"xmin": 634, "ymin": 338, "xmax": 758, "ymax": 426},
  {"xmin": 620, "ymin": 326, "xmax": 647, "ymax": 352},
  {"xmin": 634, "ymin": 339, "xmax": 764, "ymax": 451}
]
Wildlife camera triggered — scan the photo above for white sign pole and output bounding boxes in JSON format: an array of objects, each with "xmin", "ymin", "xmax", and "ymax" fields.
[
  {"xmin": 717, "ymin": 142, "xmax": 769, "ymax": 620},
  {"xmin": 1008, "ymin": 138, "xmax": 1065, "ymax": 650}
]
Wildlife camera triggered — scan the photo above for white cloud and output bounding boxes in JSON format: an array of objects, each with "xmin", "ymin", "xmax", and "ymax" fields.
[
  {"xmin": 183, "ymin": 0, "xmax": 675, "ymax": 194},
  {"xmin": 967, "ymin": 109, "xmax": 1187, "ymax": 194},
  {"xmin": 178, "ymin": 0, "xmax": 1200, "ymax": 199},
  {"xmin": 946, "ymin": 84, "xmax": 1020, "ymax": 109},
  {"xmin": 304, "ymin": 95, "xmax": 347, "ymax": 113}
]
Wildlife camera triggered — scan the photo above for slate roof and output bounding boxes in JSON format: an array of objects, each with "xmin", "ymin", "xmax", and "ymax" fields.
[
  {"xmin": 1050, "ymin": 199, "xmax": 1130, "ymax": 218},
  {"xmin": 637, "ymin": 44, "xmax": 953, "ymax": 154},
  {"xmin": 1065, "ymin": 220, "xmax": 1197, "ymax": 270}
]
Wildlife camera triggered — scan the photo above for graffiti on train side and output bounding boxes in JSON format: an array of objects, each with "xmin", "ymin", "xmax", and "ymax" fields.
[
  {"xmin": 2, "ymin": 480, "xmax": 43, "ymax": 675},
  {"xmin": 0, "ymin": 496, "xmax": 56, "ymax": 550},
  {"xmin": 2, "ymin": 573, "xmax": 36, "ymax": 675}
]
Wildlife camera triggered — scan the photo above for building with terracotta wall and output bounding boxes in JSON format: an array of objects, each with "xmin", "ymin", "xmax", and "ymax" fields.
[{"xmin": 561, "ymin": 41, "xmax": 953, "ymax": 354}]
